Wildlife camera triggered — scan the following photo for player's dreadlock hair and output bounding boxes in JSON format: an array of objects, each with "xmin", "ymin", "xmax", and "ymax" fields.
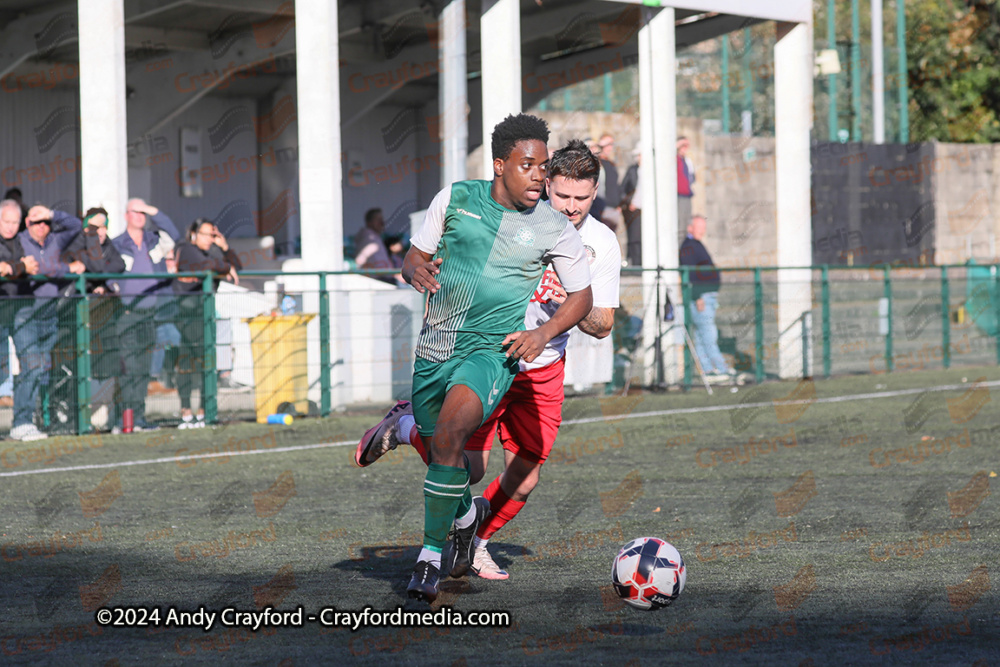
[
  {"xmin": 491, "ymin": 113, "xmax": 550, "ymax": 161},
  {"xmin": 547, "ymin": 139, "xmax": 601, "ymax": 184}
]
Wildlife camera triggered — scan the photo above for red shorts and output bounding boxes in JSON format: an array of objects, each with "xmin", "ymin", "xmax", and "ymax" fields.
[{"xmin": 464, "ymin": 356, "xmax": 565, "ymax": 464}]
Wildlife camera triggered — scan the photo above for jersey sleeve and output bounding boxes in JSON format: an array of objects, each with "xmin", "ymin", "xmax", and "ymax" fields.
[
  {"xmin": 591, "ymin": 227, "xmax": 621, "ymax": 309},
  {"xmin": 543, "ymin": 221, "xmax": 591, "ymax": 293},
  {"xmin": 411, "ymin": 185, "xmax": 452, "ymax": 254}
]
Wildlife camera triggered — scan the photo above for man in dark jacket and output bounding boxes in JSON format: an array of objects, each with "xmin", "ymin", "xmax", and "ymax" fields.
[
  {"xmin": 11, "ymin": 204, "xmax": 83, "ymax": 440},
  {"xmin": 0, "ymin": 199, "xmax": 38, "ymax": 418},
  {"xmin": 111, "ymin": 199, "xmax": 181, "ymax": 431},
  {"xmin": 65, "ymin": 207, "xmax": 126, "ymax": 393},
  {"xmin": 679, "ymin": 215, "xmax": 734, "ymax": 380},
  {"xmin": 64, "ymin": 207, "xmax": 126, "ymax": 293},
  {"xmin": 174, "ymin": 219, "xmax": 241, "ymax": 428}
]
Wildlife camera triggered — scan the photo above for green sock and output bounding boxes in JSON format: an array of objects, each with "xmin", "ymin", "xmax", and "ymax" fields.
[{"xmin": 423, "ymin": 463, "xmax": 469, "ymax": 551}]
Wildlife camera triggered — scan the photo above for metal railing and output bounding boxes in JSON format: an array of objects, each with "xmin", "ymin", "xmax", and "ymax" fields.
[{"xmin": 1, "ymin": 263, "xmax": 997, "ymax": 436}]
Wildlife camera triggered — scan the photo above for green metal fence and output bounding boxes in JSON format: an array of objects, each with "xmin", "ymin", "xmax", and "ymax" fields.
[{"xmin": 2, "ymin": 264, "xmax": 998, "ymax": 436}]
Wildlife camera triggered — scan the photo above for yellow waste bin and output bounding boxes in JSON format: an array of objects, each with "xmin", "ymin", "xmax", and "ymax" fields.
[{"xmin": 243, "ymin": 314, "xmax": 316, "ymax": 423}]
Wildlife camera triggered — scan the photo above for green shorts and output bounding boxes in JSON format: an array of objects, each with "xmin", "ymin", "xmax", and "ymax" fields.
[{"xmin": 411, "ymin": 349, "xmax": 518, "ymax": 438}]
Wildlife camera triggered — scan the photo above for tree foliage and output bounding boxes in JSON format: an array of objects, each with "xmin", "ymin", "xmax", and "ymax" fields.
[{"xmin": 906, "ymin": 0, "xmax": 1000, "ymax": 142}]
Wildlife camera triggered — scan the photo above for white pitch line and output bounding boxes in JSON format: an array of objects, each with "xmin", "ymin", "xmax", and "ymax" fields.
[
  {"xmin": 2, "ymin": 379, "xmax": 996, "ymax": 478},
  {"xmin": 0, "ymin": 441, "xmax": 355, "ymax": 478},
  {"xmin": 561, "ymin": 379, "xmax": 1000, "ymax": 426}
]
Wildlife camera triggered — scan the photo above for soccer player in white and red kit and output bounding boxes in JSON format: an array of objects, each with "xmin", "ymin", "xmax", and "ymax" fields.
[{"xmin": 356, "ymin": 139, "xmax": 621, "ymax": 580}]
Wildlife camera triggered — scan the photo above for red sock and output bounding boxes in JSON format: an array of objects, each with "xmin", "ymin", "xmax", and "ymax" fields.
[
  {"xmin": 410, "ymin": 428, "xmax": 429, "ymax": 464},
  {"xmin": 478, "ymin": 475, "xmax": 525, "ymax": 540}
]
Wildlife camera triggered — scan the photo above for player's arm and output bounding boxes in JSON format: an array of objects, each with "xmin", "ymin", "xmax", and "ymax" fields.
[
  {"xmin": 402, "ymin": 247, "xmax": 442, "ymax": 294},
  {"xmin": 504, "ymin": 286, "xmax": 592, "ymax": 363},
  {"xmin": 577, "ymin": 307, "xmax": 615, "ymax": 339},
  {"xmin": 404, "ymin": 186, "xmax": 451, "ymax": 294},
  {"xmin": 576, "ymin": 229, "xmax": 622, "ymax": 339}
]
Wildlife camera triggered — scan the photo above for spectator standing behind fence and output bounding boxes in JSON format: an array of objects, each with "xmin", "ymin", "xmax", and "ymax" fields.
[
  {"xmin": 112, "ymin": 199, "xmax": 181, "ymax": 432},
  {"xmin": 620, "ymin": 143, "xmax": 642, "ymax": 267},
  {"xmin": 174, "ymin": 220, "xmax": 241, "ymax": 429},
  {"xmin": 677, "ymin": 137, "xmax": 695, "ymax": 233},
  {"xmin": 2, "ymin": 188, "xmax": 28, "ymax": 231},
  {"xmin": 64, "ymin": 208, "xmax": 126, "ymax": 411},
  {"xmin": 0, "ymin": 200, "xmax": 39, "ymax": 416},
  {"xmin": 679, "ymin": 215, "xmax": 736, "ymax": 382},
  {"xmin": 148, "ymin": 246, "xmax": 182, "ymax": 395},
  {"xmin": 10, "ymin": 205, "xmax": 83, "ymax": 441}
]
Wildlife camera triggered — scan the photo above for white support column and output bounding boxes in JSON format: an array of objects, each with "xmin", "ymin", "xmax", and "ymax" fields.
[
  {"xmin": 480, "ymin": 0, "xmax": 521, "ymax": 179},
  {"xmin": 296, "ymin": 0, "xmax": 343, "ymax": 271},
  {"xmin": 871, "ymin": 0, "xmax": 885, "ymax": 143},
  {"xmin": 294, "ymin": 0, "xmax": 345, "ymax": 407},
  {"xmin": 775, "ymin": 21, "xmax": 814, "ymax": 378},
  {"xmin": 638, "ymin": 7, "xmax": 678, "ymax": 386},
  {"xmin": 78, "ymin": 0, "xmax": 128, "ymax": 236},
  {"xmin": 440, "ymin": 0, "xmax": 468, "ymax": 187}
]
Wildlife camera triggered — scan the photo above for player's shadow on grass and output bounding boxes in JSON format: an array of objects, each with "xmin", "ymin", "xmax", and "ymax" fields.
[{"xmin": 331, "ymin": 545, "xmax": 492, "ymax": 601}]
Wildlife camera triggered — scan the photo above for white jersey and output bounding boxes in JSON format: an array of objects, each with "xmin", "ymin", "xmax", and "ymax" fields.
[{"xmin": 521, "ymin": 214, "xmax": 622, "ymax": 371}]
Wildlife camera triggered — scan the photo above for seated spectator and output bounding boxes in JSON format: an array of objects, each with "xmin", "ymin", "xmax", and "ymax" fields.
[
  {"xmin": 354, "ymin": 208, "xmax": 401, "ymax": 285},
  {"xmin": 10, "ymin": 204, "xmax": 82, "ymax": 441},
  {"xmin": 174, "ymin": 219, "xmax": 242, "ymax": 429}
]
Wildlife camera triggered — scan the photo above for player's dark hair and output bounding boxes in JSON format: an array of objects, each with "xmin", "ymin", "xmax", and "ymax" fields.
[
  {"xmin": 491, "ymin": 113, "xmax": 549, "ymax": 161},
  {"xmin": 547, "ymin": 139, "xmax": 601, "ymax": 184}
]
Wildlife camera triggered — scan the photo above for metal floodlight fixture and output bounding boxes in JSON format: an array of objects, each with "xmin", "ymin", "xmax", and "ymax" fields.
[{"xmin": 815, "ymin": 48, "xmax": 841, "ymax": 76}]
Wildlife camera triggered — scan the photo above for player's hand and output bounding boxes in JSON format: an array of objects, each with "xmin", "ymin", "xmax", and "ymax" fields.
[
  {"xmin": 502, "ymin": 329, "xmax": 550, "ymax": 364},
  {"xmin": 411, "ymin": 257, "xmax": 443, "ymax": 294},
  {"xmin": 696, "ymin": 298, "xmax": 705, "ymax": 312},
  {"xmin": 550, "ymin": 282, "xmax": 567, "ymax": 304}
]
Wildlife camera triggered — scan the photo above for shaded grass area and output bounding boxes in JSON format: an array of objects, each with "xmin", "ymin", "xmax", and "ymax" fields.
[{"xmin": 0, "ymin": 367, "xmax": 997, "ymax": 665}]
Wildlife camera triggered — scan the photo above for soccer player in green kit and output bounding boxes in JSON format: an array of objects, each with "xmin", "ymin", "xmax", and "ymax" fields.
[{"xmin": 395, "ymin": 113, "xmax": 593, "ymax": 601}]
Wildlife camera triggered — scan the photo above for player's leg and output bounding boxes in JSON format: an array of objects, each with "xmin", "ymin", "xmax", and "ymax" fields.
[
  {"xmin": 472, "ymin": 358, "xmax": 564, "ymax": 579},
  {"xmin": 356, "ymin": 399, "xmax": 501, "ymax": 481},
  {"xmin": 472, "ymin": 450, "xmax": 542, "ymax": 580},
  {"xmin": 411, "ymin": 383, "xmax": 485, "ymax": 599}
]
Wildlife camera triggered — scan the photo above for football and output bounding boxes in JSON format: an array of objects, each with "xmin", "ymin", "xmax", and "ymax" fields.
[{"xmin": 611, "ymin": 537, "xmax": 686, "ymax": 611}]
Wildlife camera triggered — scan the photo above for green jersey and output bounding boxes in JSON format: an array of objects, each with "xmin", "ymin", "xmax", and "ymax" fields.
[{"xmin": 410, "ymin": 180, "xmax": 591, "ymax": 362}]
